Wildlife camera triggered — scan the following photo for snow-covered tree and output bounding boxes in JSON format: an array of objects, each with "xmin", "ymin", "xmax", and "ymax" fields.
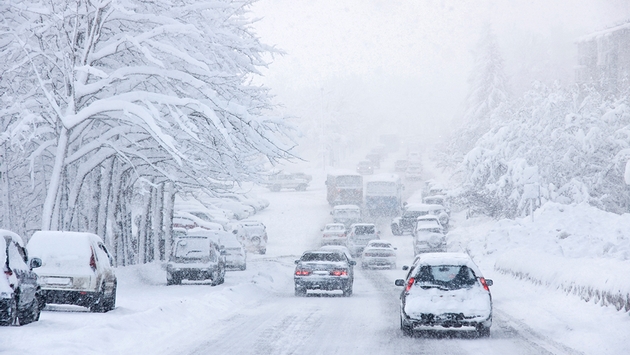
[{"xmin": 0, "ymin": 0, "xmax": 295, "ymax": 262}]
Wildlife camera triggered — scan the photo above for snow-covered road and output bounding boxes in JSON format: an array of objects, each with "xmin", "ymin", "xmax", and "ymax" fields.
[{"xmin": 1, "ymin": 175, "xmax": 628, "ymax": 354}]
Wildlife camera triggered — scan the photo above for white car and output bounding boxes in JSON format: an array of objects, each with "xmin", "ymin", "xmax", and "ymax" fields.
[
  {"xmin": 346, "ymin": 223, "xmax": 379, "ymax": 257},
  {"xmin": 361, "ymin": 240, "xmax": 397, "ymax": 269},
  {"xmin": 331, "ymin": 204, "xmax": 361, "ymax": 227},
  {"xmin": 405, "ymin": 165, "xmax": 423, "ymax": 180},
  {"xmin": 320, "ymin": 223, "xmax": 347, "ymax": 246},
  {"xmin": 233, "ymin": 220, "xmax": 268, "ymax": 254},
  {"xmin": 27, "ymin": 231, "xmax": 117, "ymax": 312},
  {"xmin": 396, "ymin": 252, "xmax": 493, "ymax": 337},
  {"xmin": 219, "ymin": 234, "xmax": 247, "ymax": 271},
  {"xmin": 173, "ymin": 211, "xmax": 225, "ymax": 231},
  {"xmin": 413, "ymin": 226, "xmax": 447, "ymax": 255}
]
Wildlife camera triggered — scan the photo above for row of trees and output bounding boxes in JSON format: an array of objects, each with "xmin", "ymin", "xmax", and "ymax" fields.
[
  {"xmin": 443, "ymin": 27, "xmax": 630, "ymax": 218},
  {"xmin": 0, "ymin": 0, "xmax": 294, "ymax": 264}
]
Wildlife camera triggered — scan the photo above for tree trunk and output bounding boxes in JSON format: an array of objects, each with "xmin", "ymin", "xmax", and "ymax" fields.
[
  {"xmin": 152, "ymin": 183, "xmax": 164, "ymax": 261},
  {"xmin": 42, "ymin": 127, "xmax": 69, "ymax": 231},
  {"xmin": 163, "ymin": 182, "xmax": 175, "ymax": 261}
]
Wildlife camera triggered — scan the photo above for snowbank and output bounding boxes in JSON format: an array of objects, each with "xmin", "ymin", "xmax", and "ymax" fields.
[{"xmin": 449, "ymin": 202, "xmax": 630, "ymax": 312}]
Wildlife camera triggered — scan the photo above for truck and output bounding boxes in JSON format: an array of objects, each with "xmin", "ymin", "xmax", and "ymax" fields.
[
  {"xmin": 326, "ymin": 171, "xmax": 363, "ymax": 206},
  {"xmin": 364, "ymin": 174, "xmax": 403, "ymax": 216}
]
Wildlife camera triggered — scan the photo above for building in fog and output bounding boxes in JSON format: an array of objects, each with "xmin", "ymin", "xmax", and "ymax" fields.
[{"xmin": 576, "ymin": 21, "xmax": 630, "ymax": 94}]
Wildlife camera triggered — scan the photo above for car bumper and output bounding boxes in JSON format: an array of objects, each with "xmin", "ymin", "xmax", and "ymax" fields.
[
  {"xmin": 40, "ymin": 289, "xmax": 100, "ymax": 307},
  {"xmin": 362, "ymin": 257, "xmax": 396, "ymax": 267},
  {"xmin": 294, "ymin": 277, "xmax": 350, "ymax": 291},
  {"xmin": 404, "ymin": 311, "xmax": 492, "ymax": 329}
]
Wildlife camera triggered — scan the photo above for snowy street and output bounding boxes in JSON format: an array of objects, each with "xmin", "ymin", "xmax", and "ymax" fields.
[{"xmin": 2, "ymin": 176, "xmax": 628, "ymax": 355}]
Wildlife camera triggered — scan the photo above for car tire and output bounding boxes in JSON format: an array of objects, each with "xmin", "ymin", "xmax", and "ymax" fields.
[
  {"xmin": 343, "ymin": 284, "xmax": 353, "ymax": 297},
  {"xmin": 476, "ymin": 324, "xmax": 490, "ymax": 338},
  {"xmin": 89, "ymin": 287, "xmax": 106, "ymax": 313},
  {"xmin": 210, "ymin": 270, "xmax": 221, "ymax": 286},
  {"xmin": 166, "ymin": 272, "xmax": 181, "ymax": 286},
  {"xmin": 391, "ymin": 225, "xmax": 402, "ymax": 236},
  {"xmin": 0, "ymin": 296, "xmax": 17, "ymax": 326},
  {"xmin": 401, "ymin": 316, "xmax": 413, "ymax": 337},
  {"xmin": 239, "ymin": 264, "xmax": 247, "ymax": 271},
  {"xmin": 259, "ymin": 248, "xmax": 266, "ymax": 255},
  {"xmin": 102, "ymin": 283, "xmax": 117, "ymax": 312},
  {"xmin": 18, "ymin": 297, "xmax": 41, "ymax": 325},
  {"xmin": 294, "ymin": 286, "xmax": 307, "ymax": 297}
]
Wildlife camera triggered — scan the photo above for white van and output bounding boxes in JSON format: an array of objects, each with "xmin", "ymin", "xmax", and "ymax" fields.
[{"xmin": 27, "ymin": 231, "xmax": 117, "ymax": 312}]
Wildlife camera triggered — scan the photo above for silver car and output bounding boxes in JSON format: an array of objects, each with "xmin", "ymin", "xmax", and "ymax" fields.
[
  {"xmin": 166, "ymin": 230, "xmax": 226, "ymax": 286},
  {"xmin": 294, "ymin": 250, "xmax": 355, "ymax": 297}
]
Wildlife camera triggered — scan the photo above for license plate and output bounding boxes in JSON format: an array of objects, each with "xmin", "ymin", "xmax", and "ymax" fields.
[{"xmin": 45, "ymin": 277, "xmax": 72, "ymax": 285}]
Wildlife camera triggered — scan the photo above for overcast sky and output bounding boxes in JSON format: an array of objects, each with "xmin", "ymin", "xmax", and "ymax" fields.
[{"xmin": 251, "ymin": 0, "xmax": 630, "ymax": 159}]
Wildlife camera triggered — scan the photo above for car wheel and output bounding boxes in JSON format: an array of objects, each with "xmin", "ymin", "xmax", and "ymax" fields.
[
  {"xmin": 259, "ymin": 248, "xmax": 266, "ymax": 255},
  {"xmin": 102, "ymin": 283, "xmax": 117, "ymax": 312},
  {"xmin": 89, "ymin": 286, "xmax": 106, "ymax": 313},
  {"xmin": 18, "ymin": 297, "xmax": 41, "ymax": 325},
  {"xmin": 294, "ymin": 286, "xmax": 307, "ymax": 297},
  {"xmin": 239, "ymin": 264, "xmax": 247, "ymax": 271},
  {"xmin": 0, "ymin": 296, "xmax": 17, "ymax": 326},
  {"xmin": 210, "ymin": 270, "xmax": 221, "ymax": 286},
  {"xmin": 401, "ymin": 316, "xmax": 413, "ymax": 336},
  {"xmin": 391, "ymin": 225, "xmax": 401, "ymax": 236},
  {"xmin": 476, "ymin": 324, "xmax": 491, "ymax": 338},
  {"xmin": 167, "ymin": 272, "xmax": 181, "ymax": 286},
  {"xmin": 342, "ymin": 284, "xmax": 353, "ymax": 297}
]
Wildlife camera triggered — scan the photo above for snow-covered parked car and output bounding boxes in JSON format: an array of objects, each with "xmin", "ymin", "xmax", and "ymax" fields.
[
  {"xmin": 232, "ymin": 220, "xmax": 268, "ymax": 254},
  {"xmin": 173, "ymin": 211, "xmax": 225, "ymax": 231},
  {"xmin": 346, "ymin": 223, "xmax": 380, "ymax": 257},
  {"xmin": 27, "ymin": 231, "xmax": 117, "ymax": 312},
  {"xmin": 413, "ymin": 225, "xmax": 446, "ymax": 255},
  {"xmin": 361, "ymin": 240, "xmax": 397, "ymax": 269},
  {"xmin": 395, "ymin": 252, "xmax": 493, "ymax": 337},
  {"xmin": 166, "ymin": 230, "xmax": 226, "ymax": 286},
  {"xmin": 294, "ymin": 250, "xmax": 355, "ymax": 297},
  {"xmin": 331, "ymin": 204, "xmax": 361, "ymax": 227},
  {"xmin": 209, "ymin": 198, "xmax": 253, "ymax": 220},
  {"xmin": 415, "ymin": 215, "xmax": 442, "ymax": 229},
  {"xmin": 219, "ymin": 193, "xmax": 269, "ymax": 213},
  {"xmin": 262, "ymin": 172, "xmax": 310, "ymax": 191},
  {"xmin": 212, "ymin": 232, "xmax": 246, "ymax": 271},
  {"xmin": 320, "ymin": 223, "xmax": 347, "ymax": 246},
  {"xmin": 1, "ymin": 230, "xmax": 42, "ymax": 326}
]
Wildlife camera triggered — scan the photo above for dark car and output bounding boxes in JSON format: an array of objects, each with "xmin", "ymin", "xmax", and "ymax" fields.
[
  {"xmin": 391, "ymin": 203, "xmax": 435, "ymax": 235},
  {"xmin": 166, "ymin": 229, "xmax": 226, "ymax": 286},
  {"xmin": 294, "ymin": 250, "xmax": 356, "ymax": 297},
  {"xmin": 395, "ymin": 253, "xmax": 493, "ymax": 337},
  {"xmin": 1, "ymin": 230, "xmax": 42, "ymax": 326}
]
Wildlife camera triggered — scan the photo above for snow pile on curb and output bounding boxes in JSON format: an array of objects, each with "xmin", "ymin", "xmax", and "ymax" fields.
[{"xmin": 450, "ymin": 202, "xmax": 630, "ymax": 312}]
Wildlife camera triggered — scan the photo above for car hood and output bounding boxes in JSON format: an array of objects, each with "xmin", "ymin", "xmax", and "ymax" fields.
[{"xmin": 404, "ymin": 285, "xmax": 491, "ymax": 318}]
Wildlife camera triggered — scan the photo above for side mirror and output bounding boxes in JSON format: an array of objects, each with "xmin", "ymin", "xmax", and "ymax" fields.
[
  {"xmin": 232, "ymin": 230, "xmax": 238, "ymax": 235},
  {"xmin": 294, "ymin": 260, "xmax": 300, "ymax": 264},
  {"xmin": 402, "ymin": 265, "xmax": 409, "ymax": 271},
  {"xmin": 349, "ymin": 260, "xmax": 356, "ymax": 266},
  {"xmin": 394, "ymin": 279, "xmax": 405, "ymax": 286},
  {"xmin": 486, "ymin": 279, "xmax": 493, "ymax": 287},
  {"xmin": 30, "ymin": 257, "xmax": 42, "ymax": 269},
  {"xmin": 394, "ymin": 247, "xmax": 398, "ymax": 250}
]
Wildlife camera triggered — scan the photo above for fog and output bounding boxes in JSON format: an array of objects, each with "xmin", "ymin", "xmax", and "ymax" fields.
[{"xmin": 251, "ymin": 0, "xmax": 630, "ymax": 162}]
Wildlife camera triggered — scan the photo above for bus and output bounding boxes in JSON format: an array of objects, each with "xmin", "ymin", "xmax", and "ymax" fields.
[
  {"xmin": 326, "ymin": 171, "xmax": 363, "ymax": 206},
  {"xmin": 364, "ymin": 174, "xmax": 403, "ymax": 216}
]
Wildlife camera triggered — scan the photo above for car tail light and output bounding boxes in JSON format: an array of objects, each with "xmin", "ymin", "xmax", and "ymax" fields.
[
  {"xmin": 405, "ymin": 277, "xmax": 415, "ymax": 292},
  {"xmin": 364, "ymin": 252, "xmax": 373, "ymax": 257},
  {"xmin": 4, "ymin": 269, "xmax": 12, "ymax": 277},
  {"xmin": 480, "ymin": 277, "xmax": 490, "ymax": 292},
  {"xmin": 295, "ymin": 269, "xmax": 311, "ymax": 276},
  {"xmin": 330, "ymin": 269, "xmax": 348, "ymax": 276},
  {"xmin": 89, "ymin": 248, "xmax": 97, "ymax": 272}
]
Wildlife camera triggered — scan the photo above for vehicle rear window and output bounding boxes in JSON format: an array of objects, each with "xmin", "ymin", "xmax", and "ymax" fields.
[
  {"xmin": 301, "ymin": 252, "xmax": 344, "ymax": 262},
  {"xmin": 335, "ymin": 176, "xmax": 362, "ymax": 187},
  {"xmin": 414, "ymin": 265, "xmax": 477, "ymax": 289},
  {"xmin": 174, "ymin": 238, "xmax": 211, "ymax": 259},
  {"xmin": 353, "ymin": 225, "xmax": 375, "ymax": 235}
]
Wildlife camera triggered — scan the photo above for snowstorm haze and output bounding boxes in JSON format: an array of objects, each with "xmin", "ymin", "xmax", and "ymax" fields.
[{"xmin": 251, "ymin": 0, "xmax": 630, "ymax": 162}]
